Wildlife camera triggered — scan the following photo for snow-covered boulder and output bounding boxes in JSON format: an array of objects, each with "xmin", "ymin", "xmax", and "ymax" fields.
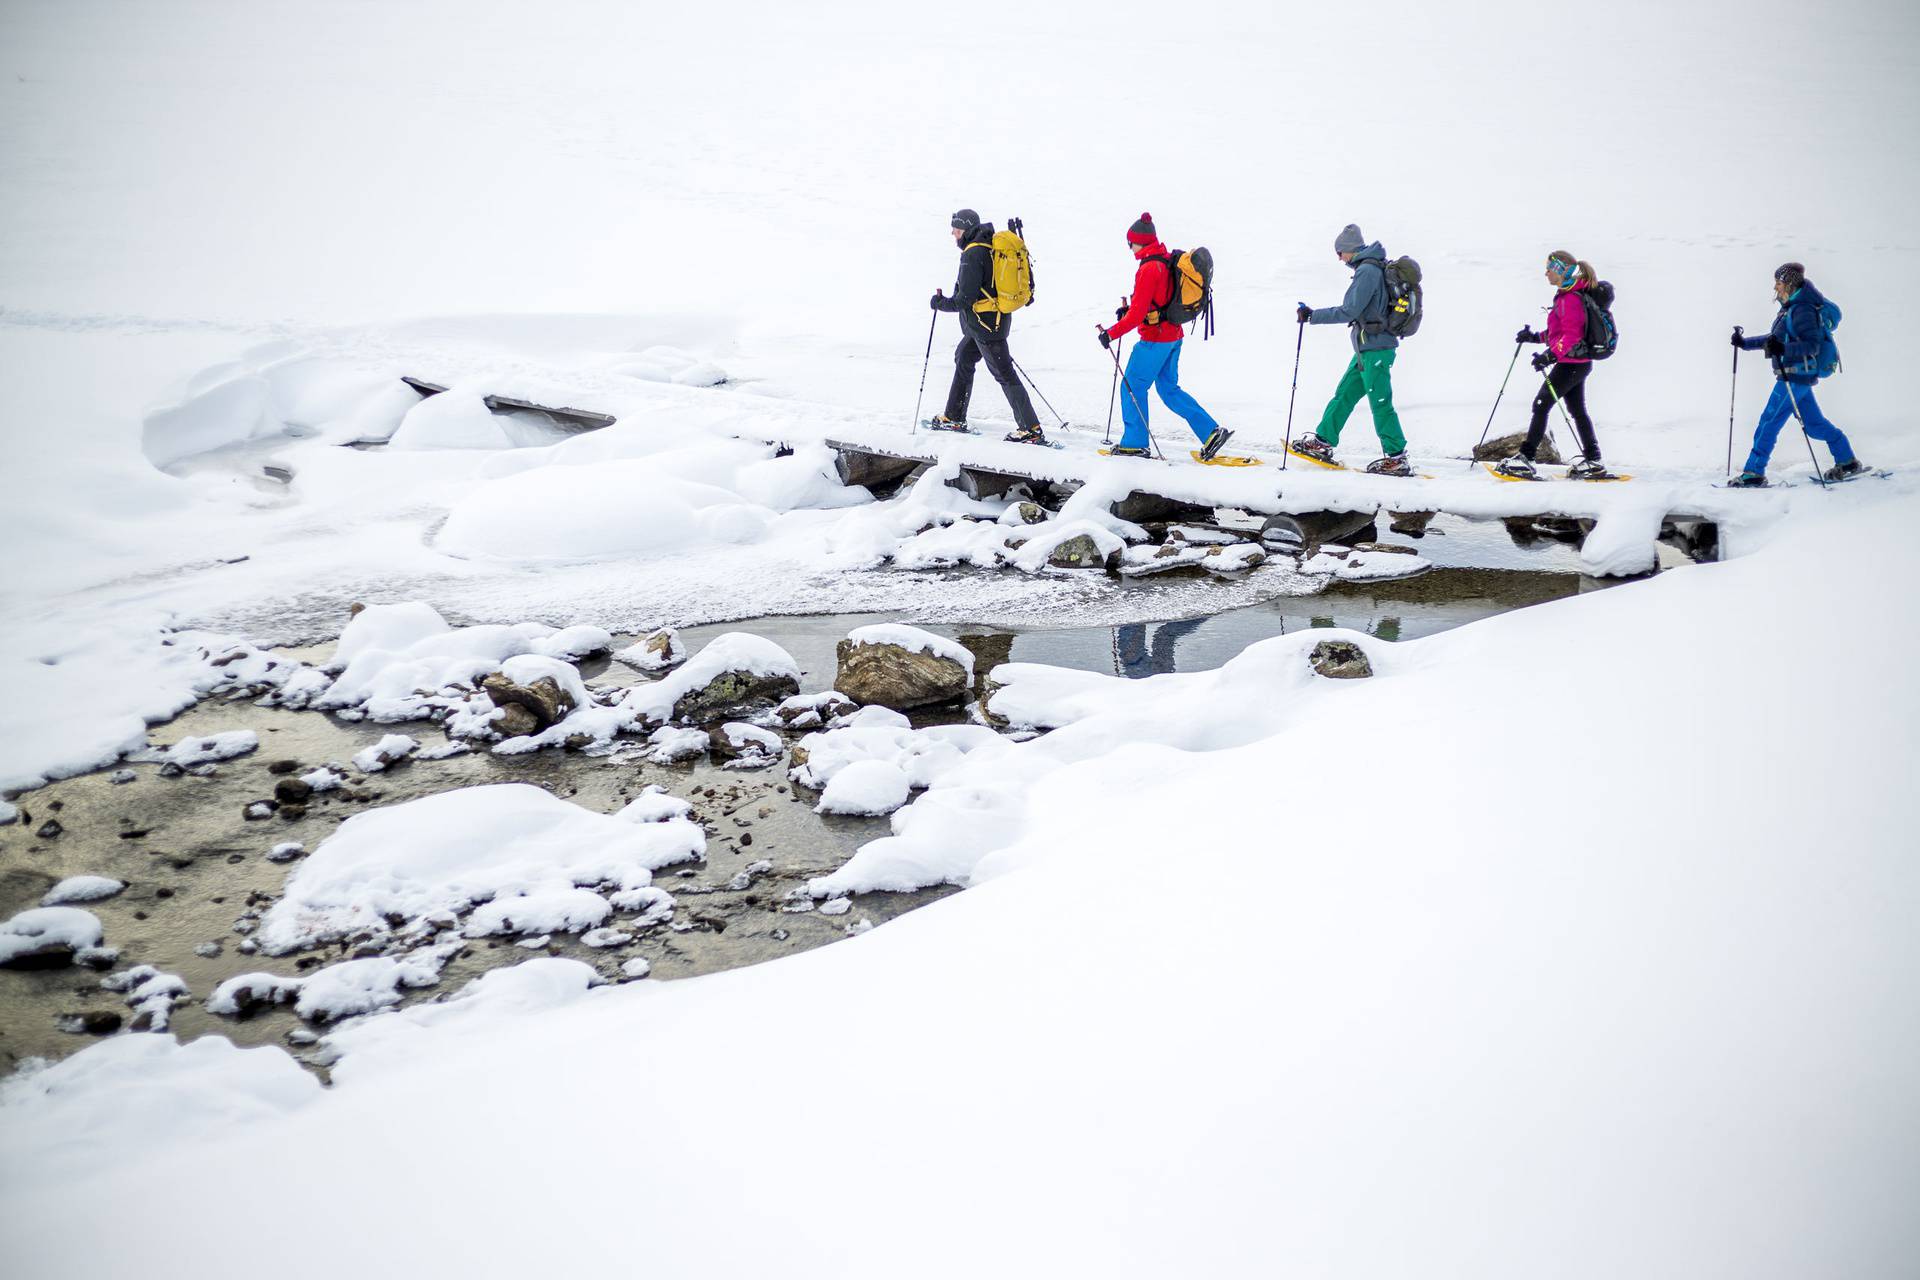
[
  {"xmin": 815, "ymin": 759, "xmax": 912, "ymax": 817},
  {"xmin": 351, "ymin": 734, "xmax": 417, "ymax": 773},
  {"xmin": 1, "ymin": 907, "xmax": 105, "ymax": 969},
  {"xmin": 40, "ymin": 876, "xmax": 126, "ymax": 907},
  {"xmin": 773, "ymin": 690, "xmax": 857, "ymax": 730},
  {"xmin": 834, "ymin": 625, "xmax": 974, "ymax": 710},
  {"xmin": 709, "ymin": 722, "xmax": 783, "ymax": 769},
  {"xmin": 618, "ymin": 632, "xmax": 800, "ymax": 726},
  {"xmin": 159, "ymin": 730, "xmax": 258, "ymax": 767},
  {"xmin": 614, "ymin": 627, "xmax": 687, "ymax": 673}
]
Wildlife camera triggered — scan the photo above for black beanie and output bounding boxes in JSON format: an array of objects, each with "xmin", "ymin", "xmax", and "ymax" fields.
[
  {"xmin": 950, "ymin": 208, "xmax": 981, "ymax": 233},
  {"xmin": 1774, "ymin": 262, "xmax": 1806, "ymax": 289}
]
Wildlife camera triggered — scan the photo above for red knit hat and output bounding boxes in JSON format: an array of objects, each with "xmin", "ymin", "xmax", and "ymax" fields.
[{"xmin": 1126, "ymin": 212, "xmax": 1156, "ymax": 246}]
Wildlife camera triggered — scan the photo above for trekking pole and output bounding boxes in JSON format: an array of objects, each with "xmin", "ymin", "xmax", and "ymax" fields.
[
  {"xmin": 1105, "ymin": 343, "xmax": 1164, "ymax": 459},
  {"xmin": 1726, "ymin": 328, "xmax": 1741, "ymax": 475},
  {"xmin": 1468, "ymin": 342, "xmax": 1524, "ymax": 468},
  {"xmin": 1539, "ymin": 368, "xmax": 1588, "ymax": 464},
  {"xmin": 1103, "ymin": 336, "xmax": 1123, "ymax": 444},
  {"xmin": 910, "ymin": 310, "xmax": 937, "ymax": 435},
  {"xmin": 1783, "ymin": 382, "xmax": 1830, "ymax": 489},
  {"xmin": 1011, "ymin": 356, "xmax": 1071, "ymax": 429},
  {"xmin": 1281, "ymin": 318, "xmax": 1305, "ymax": 470}
]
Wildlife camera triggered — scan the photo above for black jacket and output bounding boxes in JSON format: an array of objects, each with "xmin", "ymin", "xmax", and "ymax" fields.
[{"xmin": 935, "ymin": 224, "xmax": 1003, "ymax": 336}]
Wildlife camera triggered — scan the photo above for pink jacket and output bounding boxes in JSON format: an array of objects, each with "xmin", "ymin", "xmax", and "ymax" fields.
[{"xmin": 1546, "ymin": 278, "xmax": 1590, "ymax": 363}]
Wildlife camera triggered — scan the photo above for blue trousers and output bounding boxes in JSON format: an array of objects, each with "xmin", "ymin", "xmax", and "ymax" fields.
[
  {"xmin": 1118, "ymin": 338, "xmax": 1219, "ymax": 450},
  {"xmin": 1745, "ymin": 380, "xmax": 1854, "ymax": 476}
]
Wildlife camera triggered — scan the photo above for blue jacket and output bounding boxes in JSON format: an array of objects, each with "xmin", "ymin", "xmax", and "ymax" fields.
[
  {"xmin": 1740, "ymin": 281, "xmax": 1831, "ymax": 385},
  {"xmin": 1309, "ymin": 242, "xmax": 1397, "ymax": 353}
]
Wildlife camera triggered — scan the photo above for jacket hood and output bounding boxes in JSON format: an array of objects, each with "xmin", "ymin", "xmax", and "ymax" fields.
[
  {"xmin": 1133, "ymin": 239, "xmax": 1169, "ymax": 260},
  {"xmin": 1348, "ymin": 241, "xmax": 1385, "ymax": 266},
  {"xmin": 962, "ymin": 223, "xmax": 996, "ymax": 249},
  {"xmin": 1782, "ymin": 279, "xmax": 1824, "ymax": 308}
]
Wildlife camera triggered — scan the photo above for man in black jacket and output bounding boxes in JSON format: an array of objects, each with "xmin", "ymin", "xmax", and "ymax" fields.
[{"xmin": 930, "ymin": 208, "xmax": 1045, "ymax": 444}]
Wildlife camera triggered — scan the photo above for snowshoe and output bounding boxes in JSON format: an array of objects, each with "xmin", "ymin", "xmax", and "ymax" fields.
[
  {"xmin": 1365, "ymin": 451, "xmax": 1415, "ymax": 478},
  {"xmin": 1822, "ymin": 459, "xmax": 1869, "ymax": 483},
  {"xmin": 1723, "ymin": 471, "xmax": 1770, "ymax": 489},
  {"xmin": 1198, "ymin": 427, "xmax": 1234, "ymax": 462},
  {"xmin": 1566, "ymin": 458, "xmax": 1621, "ymax": 482},
  {"xmin": 1098, "ymin": 446, "xmax": 1155, "ymax": 459},
  {"xmin": 1190, "ymin": 450, "xmax": 1263, "ymax": 467},
  {"xmin": 1004, "ymin": 425, "xmax": 1049, "ymax": 447},
  {"xmin": 1494, "ymin": 454, "xmax": 1540, "ymax": 480},
  {"xmin": 923, "ymin": 415, "xmax": 974, "ymax": 433},
  {"xmin": 1288, "ymin": 433, "xmax": 1337, "ymax": 465}
]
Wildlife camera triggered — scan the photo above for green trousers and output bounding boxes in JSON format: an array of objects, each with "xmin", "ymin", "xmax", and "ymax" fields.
[{"xmin": 1314, "ymin": 349, "xmax": 1406, "ymax": 456}]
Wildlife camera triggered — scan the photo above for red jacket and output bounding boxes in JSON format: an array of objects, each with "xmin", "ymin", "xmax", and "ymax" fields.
[
  {"xmin": 1546, "ymin": 278, "xmax": 1591, "ymax": 363},
  {"xmin": 1105, "ymin": 241, "xmax": 1185, "ymax": 343}
]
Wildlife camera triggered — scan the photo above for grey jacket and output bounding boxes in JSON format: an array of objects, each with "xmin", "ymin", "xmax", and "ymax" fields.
[{"xmin": 1309, "ymin": 242, "xmax": 1397, "ymax": 353}]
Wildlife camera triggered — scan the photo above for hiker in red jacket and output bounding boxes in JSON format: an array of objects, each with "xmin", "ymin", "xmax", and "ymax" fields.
[
  {"xmin": 1498, "ymin": 252, "xmax": 1611, "ymax": 479},
  {"xmin": 1098, "ymin": 213, "xmax": 1229, "ymax": 460}
]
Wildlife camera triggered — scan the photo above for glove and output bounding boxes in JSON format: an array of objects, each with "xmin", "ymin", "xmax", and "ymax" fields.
[
  {"xmin": 1530, "ymin": 351, "xmax": 1555, "ymax": 372},
  {"xmin": 1097, "ymin": 327, "xmax": 1113, "ymax": 350},
  {"xmin": 1730, "ymin": 327, "xmax": 1744, "ymax": 349},
  {"xmin": 1115, "ymin": 303, "xmax": 1128, "ymax": 322},
  {"xmin": 1763, "ymin": 335, "xmax": 1784, "ymax": 359},
  {"xmin": 1516, "ymin": 326, "xmax": 1539, "ymax": 344},
  {"xmin": 929, "ymin": 290, "xmax": 944, "ymax": 311},
  {"xmin": 1296, "ymin": 303, "xmax": 1312, "ymax": 324}
]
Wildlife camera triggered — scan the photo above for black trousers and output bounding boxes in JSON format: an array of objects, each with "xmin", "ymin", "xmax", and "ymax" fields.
[
  {"xmin": 1524, "ymin": 361, "xmax": 1599, "ymax": 460},
  {"xmin": 944, "ymin": 316, "xmax": 1039, "ymax": 430}
]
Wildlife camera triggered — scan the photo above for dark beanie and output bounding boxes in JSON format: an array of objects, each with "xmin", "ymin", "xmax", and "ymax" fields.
[
  {"xmin": 1126, "ymin": 212, "xmax": 1156, "ymax": 246},
  {"xmin": 950, "ymin": 208, "xmax": 981, "ymax": 233},
  {"xmin": 1774, "ymin": 261, "xmax": 1806, "ymax": 289}
]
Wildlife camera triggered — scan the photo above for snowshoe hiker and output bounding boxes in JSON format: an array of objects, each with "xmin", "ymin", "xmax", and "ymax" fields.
[
  {"xmin": 1296, "ymin": 223, "xmax": 1412, "ymax": 476},
  {"xmin": 1098, "ymin": 213, "xmax": 1230, "ymax": 461},
  {"xmin": 931, "ymin": 208, "xmax": 1045, "ymax": 444},
  {"xmin": 1731, "ymin": 262, "xmax": 1863, "ymax": 483},
  {"xmin": 1509, "ymin": 252, "xmax": 1613, "ymax": 479}
]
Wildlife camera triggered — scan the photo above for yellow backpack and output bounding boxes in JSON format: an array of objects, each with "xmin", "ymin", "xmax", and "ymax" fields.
[{"xmin": 970, "ymin": 217, "xmax": 1034, "ymax": 315}]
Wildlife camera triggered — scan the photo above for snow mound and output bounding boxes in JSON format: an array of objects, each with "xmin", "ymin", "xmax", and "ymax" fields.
[
  {"xmin": 40, "ymin": 876, "xmax": 126, "ymax": 907},
  {"xmin": 815, "ymin": 759, "xmax": 912, "ymax": 817},
  {"xmin": 254, "ymin": 784, "xmax": 703, "ymax": 954},
  {"xmin": 351, "ymin": 734, "xmax": 417, "ymax": 773},
  {"xmin": 158, "ymin": 730, "xmax": 258, "ymax": 767},
  {"xmin": 610, "ymin": 345, "xmax": 728, "ymax": 387},
  {"xmin": 617, "ymin": 632, "xmax": 800, "ymax": 726}
]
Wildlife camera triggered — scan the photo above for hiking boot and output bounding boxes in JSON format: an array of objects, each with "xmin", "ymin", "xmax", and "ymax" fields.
[
  {"xmin": 1495, "ymin": 453, "xmax": 1539, "ymax": 479},
  {"xmin": 1726, "ymin": 470, "xmax": 1769, "ymax": 488},
  {"xmin": 1823, "ymin": 459, "xmax": 1868, "ymax": 482},
  {"xmin": 1365, "ymin": 451, "xmax": 1414, "ymax": 477},
  {"xmin": 1566, "ymin": 457, "xmax": 1615, "ymax": 481},
  {"xmin": 1005, "ymin": 425, "xmax": 1048, "ymax": 446},
  {"xmin": 1289, "ymin": 433, "xmax": 1336, "ymax": 463},
  {"xmin": 1106, "ymin": 445, "xmax": 1151, "ymax": 458},
  {"xmin": 1198, "ymin": 427, "xmax": 1234, "ymax": 462},
  {"xmin": 926, "ymin": 414, "xmax": 970, "ymax": 432}
]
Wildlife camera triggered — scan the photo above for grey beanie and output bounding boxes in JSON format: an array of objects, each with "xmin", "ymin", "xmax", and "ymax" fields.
[
  {"xmin": 950, "ymin": 208, "xmax": 981, "ymax": 232},
  {"xmin": 1334, "ymin": 223, "xmax": 1366, "ymax": 254}
]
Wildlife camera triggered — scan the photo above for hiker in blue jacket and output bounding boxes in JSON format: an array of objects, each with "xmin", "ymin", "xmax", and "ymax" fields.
[
  {"xmin": 1292, "ymin": 224, "xmax": 1412, "ymax": 476},
  {"xmin": 1727, "ymin": 262, "xmax": 1867, "ymax": 487}
]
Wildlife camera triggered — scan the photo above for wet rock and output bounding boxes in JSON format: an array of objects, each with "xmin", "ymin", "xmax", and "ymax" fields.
[
  {"xmin": 1474, "ymin": 430, "xmax": 1563, "ymax": 465},
  {"xmin": 109, "ymin": 769, "xmax": 136, "ymax": 785},
  {"xmin": 194, "ymin": 941, "xmax": 223, "ymax": 959},
  {"xmin": 57, "ymin": 1011, "xmax": 123, "ymax": 1036},
  {"xmin": 267, "ymin": 841, "xmax": 306, "ymax": 863},
  {"xmin": 1011, "ymin": 501, "xmax": 1049, "ymax": 525},
  {"xmin": 672, "ymin": 669, "xmax": 800, "ymax": 725},
  {"xmin": 1387, "ymin": 510, "xmax": 1437, "ymax": 537},
  {"xmin": 267, "ymin": 759, "xmax": 302, "ymax": 775},
  {"xmin": 278, "ymin": 804, "xmax": 307, "ymax": 821},
  {"xmin": 1046, "ymin": 533, "xmax": 1109, "ymax": 570},
  {"xmin": 35, "ymin": 819, "xmax": 63, "ymax": 839},
  {"xmin": 273, "ymin": 777, "xmax": 314, "ymax": 805},
  {"xmin": 491, "ymin": 703, "xmax": 540, "ymax": 739},
  {"xmin": 1351, "ymin": 542, "xmax": 1419, "ymax": 556},
  {"xmin": 479, "ymin": 672, "xmax": 576, "ymax": 732},
  {"xmin": 834, "ymin": 638, "xmax": 970, "ymax": 710},
  {"xmin": 1309, "ymin": 640, "xmax": 1373, "ymax": 680},
  {"xmin": 242, "ymin": 801, "xmax": 277, "ymax": 821},
  {"xmin": 158, "ymin": 762, "xmax": 185, "ymax": 778},
  {"xmin": 618, "ymin": 627, "xmax": 689, "ymax": 673}
]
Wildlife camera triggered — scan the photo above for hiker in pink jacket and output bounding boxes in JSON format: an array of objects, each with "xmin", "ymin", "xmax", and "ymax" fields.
[{"xmin": 1496, "ymin": 252, "xmax": 1613, "ymax": 480}]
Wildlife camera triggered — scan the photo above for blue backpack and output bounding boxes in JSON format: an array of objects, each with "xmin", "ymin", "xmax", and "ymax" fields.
[{"xmin": 1789, "ymin": 295, "xmax": 1843, "ymax": 378}]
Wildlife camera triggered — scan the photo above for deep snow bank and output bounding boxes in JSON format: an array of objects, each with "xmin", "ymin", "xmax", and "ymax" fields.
[{"xmin": 2, "ymin": 494, "xmax": 1914, "ymax": 1277}]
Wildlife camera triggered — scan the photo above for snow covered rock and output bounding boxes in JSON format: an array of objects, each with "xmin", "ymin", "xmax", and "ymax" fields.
[
  {"xmin": 206, "ymin": 972, "xmax": 302, "ymax": 1019},
  {"xmin": 102, "ymin": 964, "xmax": 190, "ymax": 1032},
  {"xmin": 773, "ymin": 690, "xmax": 857, "ymax": 730},
  {"xmin": 834, "ymin": 624, "xmax": 974, "ymax": 710},
  {"xmin": 1, "ymin": 907, "xmax": 105, "ymax": 968},
  {"xmin": 479, "ymin": 668, "xmax": 578, "ymax": 733},
  {"xmin": 351, "ymin": 734, "xmax": 418, "ymax": 773},
  {"xmin": 618, "ymin": 632, "xmax": 800, "ymax": 725},
  {"xmin": 643, "ymin": 725, "xmax": 710, "ymax": 763},
  {"xmin": 614, "ymin": 628, "xmax": 688, "ymax": 673},
  {"xmin": 1309, "ymin": 640, "xmax": 1374, "ymax": 680},
  {"xmin": 292, "ymin": 947, "xmax": 460, "ymax": 1022},
  {"xmin": 616, "ymin": 786, "xmax": 693, "ymax": 824},
  {"xmin": 815, "ymin": 759, "xmax": 912, "ymax": 817},
  {"xmin": 40, "ymin": 876, "xmax": 126, "ymax": 907},
  {"xmin": 1201, "ymin": 543, "xmax": 1268, "ymax": 575},
  {"xmin": 159, "ymin": 730, "xmax": 259, "ymax": 767},
  {"xmin": 255, "ymin": 783, "xmax": 703, "ymax": 954},
  {"xmin": 709, "ymin": 722, "xmax": 783, "ymax": 769}
]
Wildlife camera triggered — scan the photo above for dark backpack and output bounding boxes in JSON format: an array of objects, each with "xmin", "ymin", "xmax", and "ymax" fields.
[
  {"xmin": 1569, "ymin": 280, "xmax": 1619, "ymax": 361},
  {"xmin": 1363, "ymin": 255, "xmax": 1423, "ymax": 338},
  {"xmin": 1148, "ymin": 247, "xmax": 1216, "ymax": 339}
]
